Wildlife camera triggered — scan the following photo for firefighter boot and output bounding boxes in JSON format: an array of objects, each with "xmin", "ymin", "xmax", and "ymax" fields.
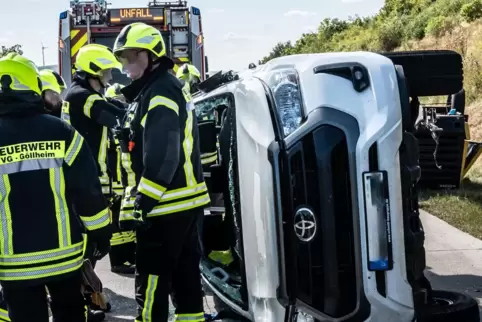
[
  {"xmin": 88, "ymin": 308, "xmax": 106, "ymax": 322},
  {"xmin": 111, "ymin": 262, "xmax": 136, "ymax": 274}
]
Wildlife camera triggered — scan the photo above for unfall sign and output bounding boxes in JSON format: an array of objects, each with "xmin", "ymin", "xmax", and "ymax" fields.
[
  {"xmin": 109, "ymin": 7, "xmax": 164, "ymax": 24},
  {"xmin": 121, "ymin": 8, "xmax": 151, "ymax": 18}
]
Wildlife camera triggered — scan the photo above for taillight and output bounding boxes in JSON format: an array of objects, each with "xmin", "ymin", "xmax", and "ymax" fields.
[{"xmin": 83, "ymin": 5, "xmax": 93, "ymax": 15}]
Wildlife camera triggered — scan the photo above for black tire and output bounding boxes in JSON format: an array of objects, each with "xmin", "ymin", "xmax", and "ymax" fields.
[
  {"xmin": 418, "ymin": 290, "xmax": 480, "ymax": 322},
  {"xmin": 394, "ymin": 65, "xmax": 413, "ymax": 132},
  {"xmin": 381, "ymin": 50, "xmax": 463, "ymax": 97}
]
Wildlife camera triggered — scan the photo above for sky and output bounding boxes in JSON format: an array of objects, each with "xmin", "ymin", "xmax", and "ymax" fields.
[{"xmin": 0, "ymin": 0, "xmax": 384, "ymax": 71}]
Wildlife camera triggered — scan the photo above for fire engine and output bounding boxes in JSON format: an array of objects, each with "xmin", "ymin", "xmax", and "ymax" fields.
[{"xmin": 58, "ymin": 0, "xmax": 207, "ymax": 86}]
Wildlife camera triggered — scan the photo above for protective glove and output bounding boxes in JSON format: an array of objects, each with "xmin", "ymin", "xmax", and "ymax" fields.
[
  {"xmin": 131, "ymin": 208, "xmax": 151, "ymax": 231},
  {"xmin": 130, "ymin": 194, "xmax": 157, "ymax": 230},
  {"xmin": 92, "ymin": 234, "xmax": 111, "ymax": 260}
]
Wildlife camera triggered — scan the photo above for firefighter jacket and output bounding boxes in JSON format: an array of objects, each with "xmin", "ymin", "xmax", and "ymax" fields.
[
  {"xmin": 62, "ymin": 75, "xmax": 125, "ymax": 195},
  {"xmin": 106, "ymin": 98, "xmax": 129, "ymax": 196},
  {"xmin": 0, "ymin": 100, "xmax": 111, "ymax": 285},
  {"xmin": 105, "ymin": 99, "xmax": 136, "ymax": 246},
  {"xmin": 118, "ymin": 66, "xmax": 210, "ymax": 225}
]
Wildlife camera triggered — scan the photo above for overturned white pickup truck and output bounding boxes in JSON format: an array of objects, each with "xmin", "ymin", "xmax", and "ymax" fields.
[{"xmin": 194, "ymin": 51, "xmax": 480, "ymax": 322}]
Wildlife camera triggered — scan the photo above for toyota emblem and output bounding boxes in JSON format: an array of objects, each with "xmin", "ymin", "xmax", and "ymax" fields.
[{"xmin": 294, "ymin": 207, "xmax": 317, "ymax": 242}]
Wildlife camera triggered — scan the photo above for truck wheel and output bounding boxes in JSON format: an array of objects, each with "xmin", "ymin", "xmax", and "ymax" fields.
[{"xmin": 418, "ymin": 290, "xmax": 480, "ymax": 322}]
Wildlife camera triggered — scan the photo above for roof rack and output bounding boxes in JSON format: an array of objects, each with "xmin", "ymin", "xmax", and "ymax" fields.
[{"xmin": 198, "ymin": 70, "xmax": 239, "ymax": 93}]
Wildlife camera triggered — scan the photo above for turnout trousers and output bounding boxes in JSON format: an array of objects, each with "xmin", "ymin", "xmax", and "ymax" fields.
[
  {"xmin": 1, "ymin": 271, "xmax": 86, "ymax": 322},
  {"xmin": 0, "ymin": 290, "xmax": 8, "ymax": 321},
  {"xmin": 108, "ymin": 195, "xmax": 136, "ymax": 267},
  {"xmin": 135, "ymin": 208, "xmax": 204, "ymax": 322}
]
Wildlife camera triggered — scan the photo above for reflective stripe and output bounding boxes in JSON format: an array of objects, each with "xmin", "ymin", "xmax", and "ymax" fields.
[
  {"xmin": 183, "ymin": 110, "xmax": 196, "ymax": 186},
  {"xmin": 0, "ymin": 308, "xmax": 10, "ymax": 321},
  {"xmin": 99, "ymin": 127, "xmax": 109, "ymax": 178},
  {"xmin": 65, "ymin": 131, "xmax": 84, "ymax": 166},
  {"xmin": 113, "ymin": 180, "xmax": 124, "ymax": 195},
  {"xmin": 80, "ymin": 208, "xmax": 110, "ymax": 231},
  {"xmin": 116, "ymin": 147, "xmax": 122, "ymax": 184},
  {"xmin": 138, "ymin": 177, "xmax": 166, "ymax": 201},
  {"xmin": 61, "ymin": 101, "xmax": 71, "ymax": 124},
  {"xmin": 125, "ymin": 183, "xmax": 207, "ymax": 204},
  {"xmin": 49, "ymin": 168, "xmax": 71, "ymax": 247},
  {"xmin": 0, "ymin": 175, "xmax": 12, "ymax": 255},
  {"xmin": 175, "ymin": 312, "xmax": 205, "ymax": 321},
  {"xmin": 201, "ymin": 151, "xmax": 217, "ymax": 159},
  {"xmin": 160, "ymin": 182, "xmax": 207, "ymax": 202},
  {"xmin": 201, "ymin": 151, "xmax": 217, "ymax": 165},
  {"xmin": 83, "ymin": 94, "xmax": 103, "ymax": 118},
  {"xmin": 121, "ymin": 153, "xmax": 136, "ymax": 187},
  {"xmin": 121, "ymin": 184, "xmax": 208, "ymax": 221},
  {"xmin": 110, "ymin": 231, "xmax": 136, "ymax": 246},
  {"xmin": 149, "ymin": 96, "xmax": 179, "ymax": 114},
  {"xmin": 120, "ymin": 212, "xmax": 135, "ymax": 221},
  {"xmin": 0, "ymin": 242, "xmax": 83, "ymax": 265},
  {"xmin": 99, "ymin": 176, "xmax": 110, "ymax": 185},
  {"xmin": 119, "ymin": 187, "xmax": 136, "ymax": 222},
  {"xmin": 149, "ymin": 193, "xmax": 210, "ymax": 217},
  {"xmin": 181, "ymin": 82, "xmax": 194, "ymax": 112},
  {"xmin": 0, "ymin": 255, "xmax": 83, "ymax": 281},
  {"xmin": 142, "ymin": 274, "xmax": 158, "ymax": 321},
  {"xmin": 140, "ymin": 96, "xmax": 180, "ymax": 127},
  {"xmin": 0, "ymin": 158, "xmax": 62, "ymax": 175}
]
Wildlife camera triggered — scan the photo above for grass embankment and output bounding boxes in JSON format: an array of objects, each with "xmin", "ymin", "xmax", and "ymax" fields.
[
  {"xmin": 412, "ymin": 23, "xmax": 482, "ymax": 238},
  {"xmin": 260, "ymin": 0, "xmax": 482, "ymax": 237}
]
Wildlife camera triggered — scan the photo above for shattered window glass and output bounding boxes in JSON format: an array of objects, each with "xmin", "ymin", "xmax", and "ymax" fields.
[{"xmin": 195, "ymin": 96, "xmax": 230, "ymax": 121}]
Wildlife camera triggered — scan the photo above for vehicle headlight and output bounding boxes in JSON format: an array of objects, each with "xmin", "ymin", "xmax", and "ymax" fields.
[{"xmin": 266, "ymin": 68, "xmax": 302, "ymax": 136}]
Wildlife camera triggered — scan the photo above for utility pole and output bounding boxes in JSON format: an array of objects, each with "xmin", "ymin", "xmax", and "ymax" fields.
[{"xmin": 41, "ymin": 42, "xmax": 47, "ymax": 66}]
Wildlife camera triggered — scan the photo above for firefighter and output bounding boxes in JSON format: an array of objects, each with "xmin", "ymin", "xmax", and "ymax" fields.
[
  {"xmin": 104, "ymin": 83, "xmax": 136, "ymax": 274},
  {"xmin": 39, "ymin": 69, "xmax": 65, "ymax": 117},
  {"xmin": 62, "ymin": 43, "xmax": 126, "ymax": 243},
  {"xmin": 62, "ymin": 43, "xmax": 125, "ymax": 316},
  {"xmin": 0, "ymin": 54, "xmax": 112, "ymax": 321},
  {"xmin": 113, "ymin": 22, "xmax": 209, "ymax": 322},
  {"xmin": 176, "ymin": 63, "xmax": 201, "ymax": 93},
  {"xmin": 62, "ymin": 44, "xmax": 125, "ymax": 197}
]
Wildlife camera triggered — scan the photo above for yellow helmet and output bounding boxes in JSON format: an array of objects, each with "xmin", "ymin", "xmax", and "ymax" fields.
[
  {"xmin": 40, "ymin": 69, "xmax": 65, "ymax": 95},
  {"xmin": 75, "ymin": 44, "xmax": 122, "ymax": 76},
  {"xmin": 176, "ymin": 64, "xmax": 201, "ymax": 80},
  {"xmin": 105, "ymin": 83, "xmax": 125, "ymax": 98},
  {"xmin": 0, "ymin": 53, "xmax": 42, "ymax": 96},
  {"xmin": 113, "ymin": 23, "xmax": 167, "ymax": 58}
]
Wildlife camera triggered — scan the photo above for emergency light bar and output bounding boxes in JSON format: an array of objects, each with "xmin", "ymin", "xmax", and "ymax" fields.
[{"xmin": 109, "ymin": 8, "xmax": 164, "ymax": 25}]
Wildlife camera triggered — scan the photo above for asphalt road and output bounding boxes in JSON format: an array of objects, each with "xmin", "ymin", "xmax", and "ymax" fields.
[
  {"xmin": 422, "ymin": 210, "xmax": 482, "ymax": 315},
  {"xmin": 94, "ymin": 260, "xmax": 222, "ymax": 321},
  {"xmin": 88, "ymin": 210, "xmax": 482, "ymax": 321}
]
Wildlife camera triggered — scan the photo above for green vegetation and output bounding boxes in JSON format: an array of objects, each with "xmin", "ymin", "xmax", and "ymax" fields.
[
  {"xmin": 260, "ymin": 0, "xmax": 482, "ymax": 104},
  {"xmin": 261, "ymin": 0, "xmax": 482, "ymax": 59},
  {"xmin": 260, "ymin": 0, "xmax": 482, "ymax": 237}
]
